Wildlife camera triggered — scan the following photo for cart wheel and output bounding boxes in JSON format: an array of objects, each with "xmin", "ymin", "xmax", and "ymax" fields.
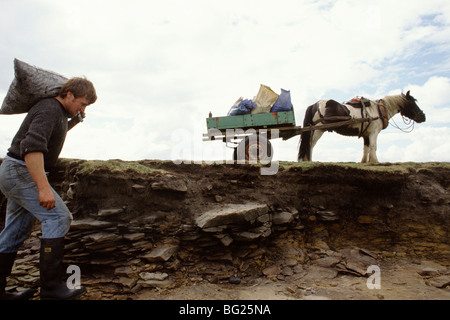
[{"xmin": 233, "ymin": 135, "xmax": 273, "ymax": 162}]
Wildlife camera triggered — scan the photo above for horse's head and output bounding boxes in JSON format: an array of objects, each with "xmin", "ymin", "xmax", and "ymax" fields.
[{"xmin": 400, "ymin": 91, "xmax": 426, "ymax": 123}]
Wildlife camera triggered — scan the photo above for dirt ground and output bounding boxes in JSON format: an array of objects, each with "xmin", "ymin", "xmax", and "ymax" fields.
[{"xmin": 133, "ymin": 258, "xmax": 450, "ymax": 300}]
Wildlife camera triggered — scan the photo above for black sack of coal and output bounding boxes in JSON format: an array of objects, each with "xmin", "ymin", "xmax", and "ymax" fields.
[{"xmin": 0, "ymin": 58, "xmax": 68, "ymax": 115}]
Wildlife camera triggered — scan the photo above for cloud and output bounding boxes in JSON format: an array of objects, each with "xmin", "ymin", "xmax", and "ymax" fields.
[
  {"xmin": 382, "ymin": 127, "xmax": 450, "ymax": 162},
  {"xmin": 405, "ymin": 76, "xmax": 450, "ymax": 108}
]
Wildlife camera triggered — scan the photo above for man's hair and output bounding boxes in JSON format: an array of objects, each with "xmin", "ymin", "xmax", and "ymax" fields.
[{"xmin": 58, "ymin": 77, "xmax": 97, "ymax": 104}]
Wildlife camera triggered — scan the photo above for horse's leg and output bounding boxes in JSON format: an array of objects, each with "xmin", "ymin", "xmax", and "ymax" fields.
[
  {"xmin": 361, "ymin": 137, "xmax": 369, "ymax": 163},
  {"xmin": 367, "ymin": 132, "xmax": 380, "ymax": 163},
  {"xmin": 298, "ymin": 131, "xmax": 311, "ymax": 161},
  {"xmin": 309, "ymin": 129, "xmax": 324, "ymax": 161},
  {"xmin": 298, "ymin": 103, "xmax": 320, "ymax": 162}
]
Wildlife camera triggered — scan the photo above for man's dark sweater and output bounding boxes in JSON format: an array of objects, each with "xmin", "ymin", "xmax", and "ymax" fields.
[{"xmin": 7, "ymin": 98, "xmax": 71, "ymax": 171}]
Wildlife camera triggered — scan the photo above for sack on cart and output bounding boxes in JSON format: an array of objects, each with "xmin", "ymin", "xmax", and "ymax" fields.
[
  {"xmin": 271, "ymin": 88, "xmax": 293, "ymax": 112},
  {"xmin": 227, "ymin": 97, "xmax": 257, "ymax": 116},
  {"xmin": 251, "ymin": 84, "xmax": 279, "ymax": 114}
]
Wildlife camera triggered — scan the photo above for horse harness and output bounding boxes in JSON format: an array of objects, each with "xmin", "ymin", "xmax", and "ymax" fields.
[
  {"xmin": 352, "ymin": 98, "xmax": 389, "ymax": 137},
  {"xmin": 315, "ymin": 97, "xmax": 389, "ymax": 137},
  {"xmin": 376, "ymin": 99, "xmax": 389, "ymax": 130}
]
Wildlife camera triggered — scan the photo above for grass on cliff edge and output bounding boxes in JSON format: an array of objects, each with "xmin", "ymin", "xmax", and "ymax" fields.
[
  {"xmin": 190, "ymin": 159, "xmax": 449, "ymax": 173},
  {"xmin": 58, "ymin": 158, "xmax": 449, "ymax": 175},
  {"xmin": 62, "ymin": 159, "xmax": 169, "ymax": 175},
  {"xmin": 277, "ymin": 161, "xmax": 450, "ymax": 173}
]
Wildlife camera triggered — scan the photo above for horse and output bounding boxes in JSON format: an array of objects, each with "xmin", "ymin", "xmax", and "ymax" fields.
[{"xmin": 297, "ymin": 91, "xmax": 426, "ymax": 163}]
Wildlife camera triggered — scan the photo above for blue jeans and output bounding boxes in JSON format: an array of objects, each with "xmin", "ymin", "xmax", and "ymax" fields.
[{"xmin": 0, "ymin": 158, "xmax": 72, "ymax": 253}]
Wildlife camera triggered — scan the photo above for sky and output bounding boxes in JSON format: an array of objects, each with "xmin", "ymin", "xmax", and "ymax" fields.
[{"xmin": 1, "ymin": 0, "xmax": 450, "ymax": 164}]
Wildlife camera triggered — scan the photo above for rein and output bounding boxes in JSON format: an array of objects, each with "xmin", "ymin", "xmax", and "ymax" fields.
[{"xmin": 389, "ymin": 115, "xmax": 415, "ymax": 133}]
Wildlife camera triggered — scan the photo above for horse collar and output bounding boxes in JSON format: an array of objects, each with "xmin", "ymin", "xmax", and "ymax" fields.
[{"xmin": 377, "ymin": 99, "xmax": 389, "ymax": 130}]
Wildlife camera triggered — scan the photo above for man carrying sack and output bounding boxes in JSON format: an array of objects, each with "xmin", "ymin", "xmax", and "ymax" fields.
[{"xmin": 0, "ymin": 74, "xmax": 97, "ymax": 300}]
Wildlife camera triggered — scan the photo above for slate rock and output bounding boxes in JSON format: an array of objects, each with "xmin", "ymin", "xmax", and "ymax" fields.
[
  {"xmin": 137, "ymin": 279, "xmax": 173, "ymax": 288},
  {"xmin": 272, "ymin": 211, "xmax": 294, "ymax": 225},
  {"xmin": 139, "ymin": 272, "xmax": 169, "ymax": 281},
  {"xmin": 98, "ymin": 208, "xmax": 124, "ymax": 217},
  {"xmin": 142, "ymin": 244, "xmax": 178, "ymax": 262},
  {"xmin": 196, "ymin": 203, "xmax": 268, "ymax": 229},
  {"xmin": 263, "ymin": 265, "xmax": 281, "ymax": 276},
  {"xmin": 229, "ymin": 277, "xmax": 241, "ymax": 284},
  {"xmin": 70, "ymin": 218, "xmax": 114, "ymax": 230},
  {"xmin": 83, "ymin": 232, "xmax": 117, "ymax": 243}
]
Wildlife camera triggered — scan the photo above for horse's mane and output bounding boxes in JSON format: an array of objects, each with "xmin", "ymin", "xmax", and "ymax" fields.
[{"xmin": 383, "ymin": 94, "xmax": 406, "ymax": 117}]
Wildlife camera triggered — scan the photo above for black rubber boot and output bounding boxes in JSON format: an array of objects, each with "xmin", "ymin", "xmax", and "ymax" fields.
[
  {"xmin": 40, "ymin": 238, "xmax": 86, "ymax": 300},
  {"xmin": 0, "ymin": 252, "xmax": 36, "ymax": 300}
]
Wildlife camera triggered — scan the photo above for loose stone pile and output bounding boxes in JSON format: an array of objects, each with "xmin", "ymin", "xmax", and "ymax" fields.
[
  {"xmin": 63, "ymin": 202, "xmax": 305, "ymax": 294},
  {"xmin": 8, "ymin": 200, "xmax": 450, "ymax": 299}
]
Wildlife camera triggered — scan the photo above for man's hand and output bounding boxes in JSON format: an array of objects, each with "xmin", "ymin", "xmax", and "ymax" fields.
[
  {"xmin": 24, "ymin": 152, "xmax": 55, "ymax": 210},
  {"xmin": 38, "ymin": 187, "xmax": 56, "ymax": 210},
  {"xmin": 68, "ymin": 111, "xmax": 86, "ymax": 131}
]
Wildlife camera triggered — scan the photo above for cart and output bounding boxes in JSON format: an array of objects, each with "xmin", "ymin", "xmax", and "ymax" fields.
[{"xmin": 202, "ymin": 107, "xmax": 378, "ymax": 162}]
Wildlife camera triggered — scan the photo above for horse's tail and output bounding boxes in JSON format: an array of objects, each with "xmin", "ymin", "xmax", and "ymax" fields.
[{"xmin": 298, "ymin": 103, "xmax": 318, "ymax": 161}]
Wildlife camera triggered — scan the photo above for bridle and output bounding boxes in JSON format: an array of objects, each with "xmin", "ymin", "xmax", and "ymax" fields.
[{"xmin": 390, "ymin": 114, "xmax": 415, "ymax": 133}]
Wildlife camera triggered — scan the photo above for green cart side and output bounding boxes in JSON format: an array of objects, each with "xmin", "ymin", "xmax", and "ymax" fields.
[
  {"xmin": 206, "ymin": 110, "xmax": 296, "ymax": 130},
  {"xmin": 203, "ymin": 109, "xmax": 301, "ymax": 162}
]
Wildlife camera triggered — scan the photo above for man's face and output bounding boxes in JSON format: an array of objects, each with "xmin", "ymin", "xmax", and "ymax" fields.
[{"xmin": 65, "ymin": 92, "xmax": 90, "ymax": 117}]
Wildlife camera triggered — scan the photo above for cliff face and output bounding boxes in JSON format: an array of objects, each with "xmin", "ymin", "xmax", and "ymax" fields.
[{"xmin": 1, "ymin": 159, "xmax": 449, "ymax": 300}]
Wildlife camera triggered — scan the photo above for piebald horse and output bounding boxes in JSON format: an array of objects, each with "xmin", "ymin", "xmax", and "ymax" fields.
[{"xmin": 298, "ymin": 91, "xmax": 426, "ymax": 163}]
